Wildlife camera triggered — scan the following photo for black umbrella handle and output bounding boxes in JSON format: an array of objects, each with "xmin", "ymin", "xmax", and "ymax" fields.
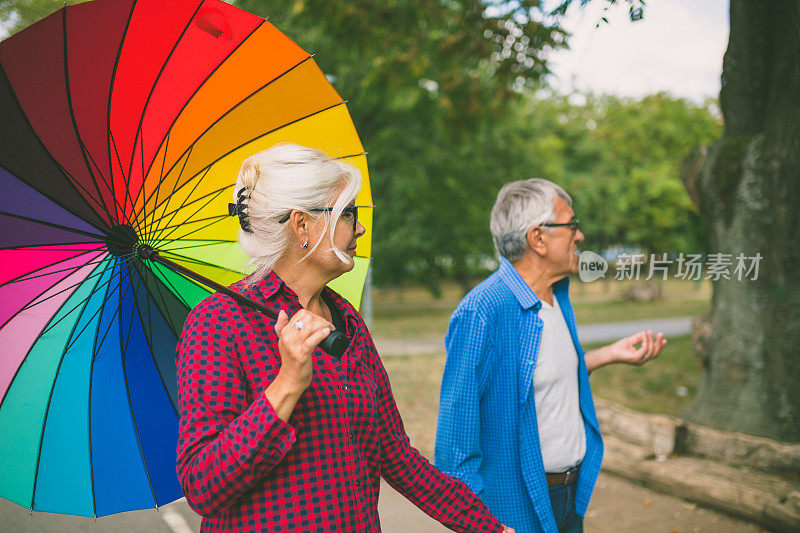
[{"xmin": 135, "ymin": 245, "xmax": 347, "ymax": 358}]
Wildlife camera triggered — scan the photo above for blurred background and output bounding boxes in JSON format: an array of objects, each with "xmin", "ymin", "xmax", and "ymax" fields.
[{"xmin": 1, "ymin": 0, "xmax": 797, "ymax": 531}]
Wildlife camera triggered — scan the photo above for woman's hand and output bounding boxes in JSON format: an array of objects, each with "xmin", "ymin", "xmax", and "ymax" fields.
[
  {"xmin": 502, "ymin": 526, "xmax": 515, "ymax": 533},
  {"xmin": 273, "ymin": 309, "xmax": 334, "ymax": 395},
  {"xmin": 264, "ymin": 309, "xmax": 334, "ymax": 423}
]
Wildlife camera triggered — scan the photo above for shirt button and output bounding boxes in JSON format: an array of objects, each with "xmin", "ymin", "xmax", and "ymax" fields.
[
  {"xmin": 354, "ymin": 477, "xmax": 361, "ymax": 486},
  {"xmin": 342, "ymin": 384, "xmax": 350, "ymax": 392}
]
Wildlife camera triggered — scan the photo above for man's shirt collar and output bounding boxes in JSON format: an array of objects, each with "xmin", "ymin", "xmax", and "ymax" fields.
[{"xmin": 497, "ymin": 257, "xmax": 571, "ymax": 310}]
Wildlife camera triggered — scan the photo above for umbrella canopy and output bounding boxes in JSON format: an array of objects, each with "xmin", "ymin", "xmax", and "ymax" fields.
[{"xmin": 0, "ymin": 0, "xmax": 371, "ymax": 517}]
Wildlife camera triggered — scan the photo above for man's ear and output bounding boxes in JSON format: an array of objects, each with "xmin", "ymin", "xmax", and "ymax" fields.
[{"xmin": 526, "ymin": 226, "xmax": 547, "ymax": 257}]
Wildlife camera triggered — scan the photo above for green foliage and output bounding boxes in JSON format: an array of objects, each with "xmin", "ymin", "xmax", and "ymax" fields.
[{"xmin": 547, "ymin": 92, "xmax": 723, "ymax": 253}]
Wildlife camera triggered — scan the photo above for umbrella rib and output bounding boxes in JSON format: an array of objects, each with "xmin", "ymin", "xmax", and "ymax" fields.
[
  {"xmin": 147, "ymin": 240, "xmax": 235, "ymax": 252},
  {"xmin": 141, "ymin": 131, "xmax": 171, "ymax": 244},
  {"xmin": 148, "ymin": 182, "xmax": 231, "ymax": 225},
  {"xmin": 125, "ymin": 261, "xmax": 179, "ymax": 416},
  {"xmin": 123, "ymin": 1, "xmax": 205, "ymax": 201},
  {"xmin": 145, "ymin": 100, "xmax": 351, "ymax": 245},
  {"xmin": 137, "ymin": 122, "xmax": 152, "ymax": 245},
  {"xmin": 135, "ymin": 52, "xmax": 313, "ymax": 221},
  {"xmin": 160, "ymin": 250, "xmax": 243, "ymax": 276},
  {"xmin": 149, "ymin": 261, "xmax": 196, "ymax": 309},
  {"xmin": 61, "ymin": 10, "xmax": 119, "ymax": 228},
  {"xmin": 118, "ymin": 266, "xmax": 160, "ymax": 510},
  {"xmin": 2, "ymin": 252, "xmax": 111, "ymax": 287},
  {"xmin": 0, "ymin": 251, "xmax": 107, "ymax": 331},
  {"xmin": 28, "ymin": 257, "xmax": 112, "ymax": 512},
  {"xmin": 86, "ymin": 259, "xmax": 136, "ymax": 518},
  {"xmin": 81, "ymin": 131, "xmax": 130, "ymax": 226},
  {"xmin": 36, "ymin": 255, "xmax": 135, "ymax": 341},
  {"xmin": 151, "ymin": 212, "xmax": 231, "ymax": 247},
  {"xmin": 0, "ymin": 255, "xmax": 116, "ymax": 413},
  {"xmin": 151, "ymin": 214, "xmax": 228, "ymax": 237},
  {"xmin": 104, "ymin": 0, "xmax": 138, "ymax": 241},
  {"xmin": 109, "ymin": 130, "xmax": 148, "ymax": 237},
  {"xmin": 4, "ymin": 253, "xmax": 129, "ymax": 334},
  {"xmin": 0, "ymin": 64, "xmax": 113, "ymax": 231},
  {"xmin": 140, "ymin": 20, "xmax": 266, "ymax": 240},
  {"xmin": 0, "ymin": 162, "xmax": 107, "ymax": 235},
  {"xmin": 57, "ymin": 261, "xmax": 127, "ymax": 356},
  {"xmin": 83, "ymin": 258, "xmax": 125, "ymax": 519},
  {"xmin": 139, "ymin": 258, "xmax": 188, "ymax": 339},
  {"xmin": 148, "ymin": 183, "xmax": 229, "ymax": 244},
  {"xmin": 145, "ymin": 165, "xmax": 219, "ymax": 245},
  {"xmin": 0, "ymin": 211, "xmax": 106, "ymax": 241},
  {"xmin": 142, "ymin": 146, "xmax": 201, "ymax": 245}
]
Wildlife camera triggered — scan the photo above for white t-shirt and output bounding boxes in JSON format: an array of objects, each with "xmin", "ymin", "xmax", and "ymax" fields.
[{"xmin": 533, "ymin": 294, "xmax": 586, "ymax": 472}]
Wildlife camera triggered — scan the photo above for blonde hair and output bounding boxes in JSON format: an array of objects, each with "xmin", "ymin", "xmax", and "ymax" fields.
[{"xmin": 233, "ymin": 143, "xmax": 361, "ymax": 281}]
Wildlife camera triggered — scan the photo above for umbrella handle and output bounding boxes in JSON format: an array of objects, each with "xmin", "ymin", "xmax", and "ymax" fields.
[{"xmin": 135, "ymin": 245, "xmax": 348, "ymax": 358}]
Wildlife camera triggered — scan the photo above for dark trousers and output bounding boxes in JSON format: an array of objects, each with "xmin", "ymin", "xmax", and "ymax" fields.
[{"xmin": 548, "ymin": 482, "xmax": 583, "ymax": 533}]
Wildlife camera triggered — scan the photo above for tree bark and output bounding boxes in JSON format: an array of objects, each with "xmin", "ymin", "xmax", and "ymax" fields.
[{"xmin": 681, "ymin": 0, "xmax": 800, "ymax": 441}]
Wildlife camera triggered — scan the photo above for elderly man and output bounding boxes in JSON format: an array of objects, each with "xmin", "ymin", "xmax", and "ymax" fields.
[{"xmin": 435, "ymin": 179, "xmax": 666, "ymax": 533}]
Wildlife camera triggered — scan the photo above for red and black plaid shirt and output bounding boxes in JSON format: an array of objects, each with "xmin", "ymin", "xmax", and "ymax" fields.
[{"xmin": 176, "ymin": 271, "xmax": 503, "ymax": 532}]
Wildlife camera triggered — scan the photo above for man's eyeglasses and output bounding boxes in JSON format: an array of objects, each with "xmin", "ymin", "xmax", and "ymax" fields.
[
  {"xmin": 540, "ymin": 217, "xmax": 580, "ymax": 232},
  {"xmin": 278, "ymin": 206, "xmax": 359, "ymax": 231}
]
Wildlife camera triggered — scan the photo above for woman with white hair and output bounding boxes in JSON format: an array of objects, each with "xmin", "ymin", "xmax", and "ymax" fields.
[{"xmin": 175, "ymin": 144, "xmax": 513, "ymax": 533}]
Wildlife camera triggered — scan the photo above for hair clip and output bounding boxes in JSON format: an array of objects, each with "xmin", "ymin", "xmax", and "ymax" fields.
[{"xmin": 228, "ymin": 186, "xmax": 254, "ymax": 233}]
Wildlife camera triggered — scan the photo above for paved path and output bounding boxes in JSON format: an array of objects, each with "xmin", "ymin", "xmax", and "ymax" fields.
[
  {"xmin": 1, "ymin": 473, "xmax": 763, "ymax": 532},
  {"xmin": 375, "ymin": 317, "xmax": 694, "ymax": 356}
]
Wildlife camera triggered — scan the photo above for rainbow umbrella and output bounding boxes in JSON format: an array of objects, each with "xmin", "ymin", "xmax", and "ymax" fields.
[{"xmin": 0, "ymin": 0, "xmax": 371, "ymax": 517}]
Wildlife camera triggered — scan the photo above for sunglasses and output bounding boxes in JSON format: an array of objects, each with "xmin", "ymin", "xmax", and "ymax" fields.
[{"xmin": 278, "ymin": 206, "xmax": 359, "ymax": 231}]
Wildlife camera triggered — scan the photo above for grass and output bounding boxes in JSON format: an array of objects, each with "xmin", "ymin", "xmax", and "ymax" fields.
[
  {"xmin": 583, "ymin": 334, "xmax": 699, "ymax": 417},
  {"xmin": 371, "ymin": 278, "xmax": 710, "ymax": 339},
  {"xmin": 382, "ymin": 334, "xmax": 700, "ymax": 459}
]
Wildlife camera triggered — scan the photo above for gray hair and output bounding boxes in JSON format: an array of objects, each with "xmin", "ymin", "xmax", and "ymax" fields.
[
  {"xmin": 490, "ymin": 178, "xmax": 572, "ymax": 262},
  {"xmin": 234, "ymin": 143, "xmax": 361, "ymax": 282}
]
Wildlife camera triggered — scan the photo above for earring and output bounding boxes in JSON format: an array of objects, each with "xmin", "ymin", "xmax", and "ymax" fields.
[{"xmin": 301, "ymin": 242, "xmax": 308, "ymax": 249}]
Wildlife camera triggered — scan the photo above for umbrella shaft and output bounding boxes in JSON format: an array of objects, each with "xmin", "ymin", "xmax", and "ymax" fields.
[
  {"xmin": 141, "ymin": 247, "xmax": 278, "ymax": 319},
  {"xmin": 134, "ymin": 245, "xmax": 348, "ymax": 357}
]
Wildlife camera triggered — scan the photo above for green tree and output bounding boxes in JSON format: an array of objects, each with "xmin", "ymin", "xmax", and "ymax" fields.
[
  {"xmin": 502, "ymin": 91, "xmax": 721, "ymax": 255},
  {"xmin": 678, "ymin": 0, "xmax": 800, "ymax": 441}
]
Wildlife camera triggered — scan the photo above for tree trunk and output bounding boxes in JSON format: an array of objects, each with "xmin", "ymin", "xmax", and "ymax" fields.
[{"xmin": 681, "ymin": 0, "xmax": 800, "ymax": 441}]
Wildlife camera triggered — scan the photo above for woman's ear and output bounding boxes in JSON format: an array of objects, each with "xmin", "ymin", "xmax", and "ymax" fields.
[{"xmin": 288, "ymin": 210, "xmax": 308, "ymax": 243}]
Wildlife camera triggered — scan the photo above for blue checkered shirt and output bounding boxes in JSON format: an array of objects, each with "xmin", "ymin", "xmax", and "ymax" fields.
[{"xmin": 435, "ymin": 258, "xmax": 603, "ymax": 532}]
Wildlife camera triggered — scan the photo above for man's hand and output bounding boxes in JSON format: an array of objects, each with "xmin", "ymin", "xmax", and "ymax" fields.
[
  {"xmin": 609, "ymin": 329, "xmax": 667, "ymax": 366},
  {"xmin": 584, "ymin": 329, "xmax": 667, "ymax": 372}
]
